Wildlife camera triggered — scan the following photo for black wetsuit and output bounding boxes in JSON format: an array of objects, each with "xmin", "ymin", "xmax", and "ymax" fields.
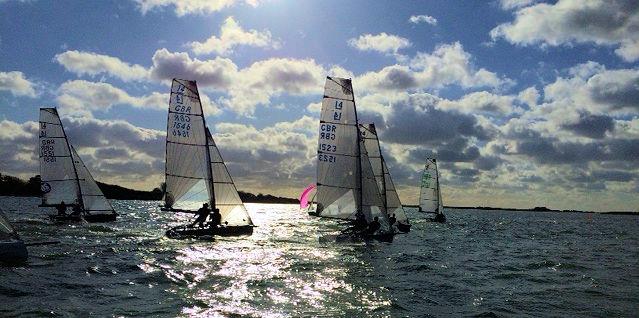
[
  {"xmin": 56, "ymin": 203, "xmax": 67, "ymax": 216},
  {"xmin": 192, "ymin": 206, "xmax": 211, "ymax": 228},
  {"xmin": 366, "ymin": 220, "xmax": 381, "ymax": 234},
  {"xmin": 210, "ymin": 209, "xmax": 222, "ymax": 227}
]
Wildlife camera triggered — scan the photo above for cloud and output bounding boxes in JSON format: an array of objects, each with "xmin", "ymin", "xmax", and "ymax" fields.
[
  {"xmin": 348, "ymin": 33, "xmax": 412, "ymax": 54},
  {"xmin": 54, "ymin": 50, "xmax": 149, "ymax": 81},
  {"xmin": 439, "ymin": 91, "xmax": 517, "ymax": 115},
  {"xmin": 149, "ymin": 48, "xmax": 239, "ymax": 88},
  {"xmin": 188, "ymin": 16, "xmax": 279, "ymax": 56},
  {"xmin": 357, "ymin": 42, "xmax": 512, "ymax": 92},
  {"xmin": 0, "ymin": 71, "xmax": 36, "ymax": 97},
  {"xmin": 56, "ymin": 79, "xmax": 220, "ymax": 117},
  {"xmin": 408, "ymin": 15, "xmax": 437, "ymax": 25},
  {"xmin": 491, "ymin": 0, "xmax": 639, "ymax": 62},
  {"xmin": 134, "ymin": 0, "xmax": 260, "ymax": 16},
  {"xmin": 561, "ymin": 112, "xmax": 615, "ymax": 139},
  {"xmin": 498, "ymin": 0, "xmax": 538, "ymax": 10}
]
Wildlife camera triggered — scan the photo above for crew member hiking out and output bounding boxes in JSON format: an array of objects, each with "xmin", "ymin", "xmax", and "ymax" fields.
[{"xmin": 190, "ymin": 203, "xmax": 211, "ymax": 228}]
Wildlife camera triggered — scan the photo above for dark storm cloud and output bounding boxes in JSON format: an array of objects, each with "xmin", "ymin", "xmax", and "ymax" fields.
[
  {"xmin": 561, "ymin": 112, "xmax": 615, "ymax": 139},
  {"xmin": 519, "ymin": 175, "xmax": 544, "ymax": 183},
  {"xmin": 474, "ymin": 155, "xmax": 504, "ymax": 171},
  {"xmin": 98, "ymin": 160, "xmax": 157, "ymax": 175},
  {"xmin": 382, "ymin": 94, "xmax": 491, "ymax": 145},
  {"xmin": 591, "ymin": 170, "xmax": 636, "ymax": 182},
  {"xmin": 379, "ymin": 67, "xmax": 419, "ymax": 90}
]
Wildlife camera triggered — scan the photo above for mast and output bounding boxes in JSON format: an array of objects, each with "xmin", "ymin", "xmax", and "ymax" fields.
[
  {"xmin": 350, "ymin": 78, "xmax": 363, "ymax": 215},
  {"xmin": 57, "ymin": 108, "xmax": 84, "ymax": 211},
  {"xmin": 375, "ymin": 126, "xmax": 388, "ymax": 212},
  {"xmin": 204, "ymin": 127, "xmax": 216, "ymax": 210}
]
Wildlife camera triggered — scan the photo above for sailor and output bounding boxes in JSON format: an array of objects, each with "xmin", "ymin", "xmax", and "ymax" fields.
[
  {"xmin": 56, "ymin": 201, "xmax": 68, "ymax": 216},
  {"xmin": 388, "ymin": 214, "xmax": 396, "ymax": 226},
  {"xmin": 210, "ymin": 208, "xmax": 222, "ymax": 227},
  {"xmin": 343, "ymin": 213, "xmax": 368, "ymax": 234},
  {"xmin": 70, "ymin": 204, "xmax": 82, "ymax": 216},
  {"xmin": 434, "ymin": 213, "xmax": 446, "ymax": 223},
  {"xmin": 190, "ymin": 203, "xmax": 211, "ymax": 228},
  {"xmin": 366, "ymin": 216, "xmax": 381, "ymax": 234}
]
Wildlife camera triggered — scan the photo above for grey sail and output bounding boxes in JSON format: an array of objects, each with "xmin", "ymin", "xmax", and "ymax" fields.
[
  {"xmin": 206, "ymin": 130, "xmax": 253, "ymax": 226},
  {"xmin": 164, "ymin": 79, "xmax": 211, "ymax": 211},
  {"xmin": 360, "ymin": 123, "xmax": 409, "ymax": 227},
  {"xmin": 419, "ymin": 158, "xmax": 443, "ymax": 214},
  {"xmin": 70, "ymin": 145, "xmax": 115, "ymax": 214},
  {"xmin": 39, "ymin": 108, "xmax": 80, "ymax": 207}
]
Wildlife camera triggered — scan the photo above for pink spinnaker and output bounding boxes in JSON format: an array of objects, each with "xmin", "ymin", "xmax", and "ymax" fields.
[{"xmin": 299, "ymin": 184, "xmax": 316, "ymax": 209}]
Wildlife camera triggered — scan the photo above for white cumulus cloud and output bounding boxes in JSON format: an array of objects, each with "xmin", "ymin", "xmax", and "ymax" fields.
[
  {"xmin": 408, "ymin": 14, "xmax": 437, "ymax": 25},
  {"xmin": 134, "ymin": 0, "xmax": 260, "ymax": 16},
  {"xmin": 348, "ymin": 32, "xmax": 412, "ymax": 55},
  {"xmin": 54, "ymin": 50, "xmax": 149, "ymax": 81},
  {"xmin": 188, "ymin": 16, "xmax": 280, "ymax": 56},
  {"xmin": 0, "ymin": 71, "xmax": 37, "ymax": 97}
]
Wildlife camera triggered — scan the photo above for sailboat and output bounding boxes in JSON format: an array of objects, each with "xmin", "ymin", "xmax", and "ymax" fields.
[
  {"xmin": 359, "ymin": 123, "xmax": 411, "ymax": 232},
  {"xmin": 0, "ymin": 208, "xmax": 27, "ymax": 264},
  {"xmin": 162, "ymin": 79, "xmax": 253, "ymax": 238},
  {"xmin": 39, "ymin": 108, "xmax": 117, "ymax": 223},
  {"xmin": 309, "ymin": 76, "xmax": 394, "ymax": 241},
  {"xmin": 418, "ymin": 158, "xmax": 446, "ymax": 223}
]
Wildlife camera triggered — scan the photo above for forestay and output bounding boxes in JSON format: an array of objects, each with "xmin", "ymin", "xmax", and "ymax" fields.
[
  {"xmin": 419, "ymin": 158, "xmax": 443, "ymax": 214},
  {"xmin": 315, "ymin": 77, "xmax": 360, "ymax": 220},
  {"xmin": 70, "ymin": 146, "xmax": 115, "ymax": 214},
  {"xmin": 206, "ymin": 130, "xmax": 253, "ymax": 226},
  {"xmin": 39, "ymin": 108, "xmax": 80, "ymax": 206},
  {"xmin": 164, "ymin": 79, "xmax": 210, "ymax": 211}
]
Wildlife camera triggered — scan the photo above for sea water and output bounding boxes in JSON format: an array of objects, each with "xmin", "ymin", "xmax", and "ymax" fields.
[{"xmin": 0, "ymin": 196, "xmax": 637, "ymax": 317}]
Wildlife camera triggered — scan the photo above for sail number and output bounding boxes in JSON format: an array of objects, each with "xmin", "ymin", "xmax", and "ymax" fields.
[
  {"xmin": 320, "ymin": 123, "xmax": 336, "ymax": 140},
  {"xmin": 318, "ymin": 154, "xmax": 336, "ymax": 163},
  {"xmin": 319, "ymin": 143, "xmax": 336, "ymax": 152},
  {"xmin": 40, "ymin": 139, "xmax": 56, "ymax": 162},
  {"xmin": 171, "ymin": 113, "xmax": 192, "ymax": 138}
]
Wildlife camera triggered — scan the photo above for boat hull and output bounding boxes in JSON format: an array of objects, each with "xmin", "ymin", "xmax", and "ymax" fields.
[
  {"xmin": 0, "ymin": 240, "xmax": 28, "ymax": 264},
  {"xmin": 48, "ymin": 214, "xmax": 83, "ymax": 222},
  {"xmin": 396, "ymin": 223, "xmax": 411, "ymax": 233},
  {"xmin": 84, "ymin": 213, "xmax": 117, "ymax": 223},
  {"xmin": 166, "ymin": 225, "xmax": 254, "ymax": 239}
]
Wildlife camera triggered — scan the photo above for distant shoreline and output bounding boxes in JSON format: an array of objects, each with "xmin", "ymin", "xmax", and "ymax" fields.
[
  {"xmin": 0, "ymin": 173, "xmax": 299, "ymax": 205},
  {"xmin": 404, "ymin": 205, "xmax": 638, "ymax": 215}
]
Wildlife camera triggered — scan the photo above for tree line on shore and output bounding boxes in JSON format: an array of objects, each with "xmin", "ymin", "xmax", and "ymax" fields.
[{"xmin": 0, "ymin": 173, "xmax": 298, "ymax": 204}]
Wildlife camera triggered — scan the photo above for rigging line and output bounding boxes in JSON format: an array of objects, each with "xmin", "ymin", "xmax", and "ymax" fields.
[{"xmin": 327, "ymin": 77, "xmax": 353, "ymax": 96}]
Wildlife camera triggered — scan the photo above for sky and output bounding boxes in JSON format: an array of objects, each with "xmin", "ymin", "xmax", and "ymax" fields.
[{"xmin": 1, "ymin": 0, "xmax": 638, "ymax": 212}]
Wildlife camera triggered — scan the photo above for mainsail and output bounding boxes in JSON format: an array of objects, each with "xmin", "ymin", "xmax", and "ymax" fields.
[
  {"xmin": 39, "ymin": 108, "xmax": 115, "ymax": 216},
  {"xmin": 360, "ymin": 123, "xmax": 410, "ymax": 226},
  {"xmin": 39, "ymin": 108, "xmax": 80, "ymax": 206},
  {"xmin": 0, "ymin": 209, "xmax": 17, "ymax": 240},
  {"xmin": 419, "ymin": 158, "xmax": 443, "ymax": 214},
  {"xmin": 164, "ymin": 79, "xmax": 252, "ymax": 226},
  {"xmin": 314, "ymin": 77, "xmax": 391, "ymax": 233}
]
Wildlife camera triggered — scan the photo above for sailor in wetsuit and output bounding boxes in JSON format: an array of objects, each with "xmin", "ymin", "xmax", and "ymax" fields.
[
  {"xmin": 210, "ymin": 208, "xmax": 222, "ymax": 228},
  {"xmin": 56, "ymin": 201, "xmax": 68, "ymax": 216},
  {"xmin": 366, "ymin": 216, "xmax": 381, "ymax": 234},
  {"xmin": 190, "ymin": 203, "xmax": 211, "ymax": 228},
  {"xmin": 388, "ymin": 214, "xmax": 396, "ymax": 226},
  {"xmin": 343, "ymin": 213, "xmax": 368, "ymax": 234}
]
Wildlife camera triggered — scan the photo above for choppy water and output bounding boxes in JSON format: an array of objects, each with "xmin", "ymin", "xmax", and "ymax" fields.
[{"xmin": 0, "ymin": 196, "xmax": 637, "ymax": 317}]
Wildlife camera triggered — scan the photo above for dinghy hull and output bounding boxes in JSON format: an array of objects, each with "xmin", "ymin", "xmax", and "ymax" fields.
[
  {"xmin": 48, "ymin": 214, "xmax": 83, "ymax": 222},
  {"xmin": 84, "ymin": 213, "xmax": 117, "ymax": 223},
  {"xmin": 396, "ymin": 223, "xmax": 411, "ymax": 233},
  {"xmin": 0, "ymin": 240, "xmax": 28, "ymax": 264},
  {"xmin": 166, "ymin": 225, "xmax": 254, "ymax": 239}
]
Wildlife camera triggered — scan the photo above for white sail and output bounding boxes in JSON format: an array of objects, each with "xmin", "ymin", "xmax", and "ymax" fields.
[
  {"xmin": 315, "ymin": 77, "xmax": 360, "ymax": 220},
  {"xmin": 419, "ymin": 158, "xmax": 443, "ymax": 214},
  {"xmin": 39, "ymin": 108, "xmax": 81, "ymax": 206},
  {"xmin": 360, "ymin": 123, "xmax": 409, "ymax": 226},
  {"xmin": 70, "ymin": 146, "xmax": 115, "ymax": 214},
  {"xmin": 206, "ymin": 130, "xmax": 253, "ymax": 226},
  {"xmin": 164, "ymin": 79, "xmax": 211, "ymax": 211}
]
